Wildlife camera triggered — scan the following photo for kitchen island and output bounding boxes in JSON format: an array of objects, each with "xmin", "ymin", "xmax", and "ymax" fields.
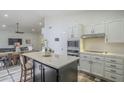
[{"xmin": 22, "ymin": 52, "xmax": 79, "ymax": 82}]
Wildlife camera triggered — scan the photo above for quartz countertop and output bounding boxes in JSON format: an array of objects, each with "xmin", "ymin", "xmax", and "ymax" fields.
[
  {"xmin": 22, "ymin": 52, "xmax": 79, "ymax": 69},
  {"xmin": 80, "ymin": 51, "xmax": 124, "ymax": 58}
]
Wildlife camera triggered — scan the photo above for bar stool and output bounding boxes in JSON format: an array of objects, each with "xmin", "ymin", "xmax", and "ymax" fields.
[
  {"xmin": 12, "ymin": 53, "xmax": 20, "ymax": 65},
  {"xmin": 20, "ymin": 55, "xmax": 33, "ymax": 82}
]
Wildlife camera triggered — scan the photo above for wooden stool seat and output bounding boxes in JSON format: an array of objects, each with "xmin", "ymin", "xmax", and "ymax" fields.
[{"xmin": 23, "ymin": 62, "xmax": 32, "ymax": 70}]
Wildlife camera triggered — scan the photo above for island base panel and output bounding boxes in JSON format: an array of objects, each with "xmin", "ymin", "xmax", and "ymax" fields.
[{"xmin": 33, "ymin": 60, "xmax": 78, "ymax": 82}]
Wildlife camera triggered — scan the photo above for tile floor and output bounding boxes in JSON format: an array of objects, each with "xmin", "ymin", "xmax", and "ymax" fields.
[
  {"xmin": 78, "ymin": 72, "xmax": 95, "ymax": 82},
  {"xmin": 0, "ymin": 65, "xmax": 21, "ymax": 82}
]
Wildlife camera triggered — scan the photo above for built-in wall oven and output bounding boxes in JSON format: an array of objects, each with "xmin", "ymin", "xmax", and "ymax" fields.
[{"xmin": 67, "ymin": 39, "xmax": 80, "ymax": 57}]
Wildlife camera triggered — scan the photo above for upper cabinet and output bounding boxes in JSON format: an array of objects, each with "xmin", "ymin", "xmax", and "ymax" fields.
[
  {"xmin": 83, "ymin": 23, "xmax": 105, "ymax": 35},
  {"xmin": 105, "ymin": 19, "xmax": 124, "ymax": 43},
  {"xmin": 67, "ymin": 24, "xmax": 83, "ymax": 39}
]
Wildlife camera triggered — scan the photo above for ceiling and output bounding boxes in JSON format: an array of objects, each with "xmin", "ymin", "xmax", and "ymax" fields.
[
  {"xmin": 0, "ymin": 10, "xmax": 83, "ymax": 33},
  {"xmin": 0, "ymin": 10, "xmax": 124, "ymax": 33}
]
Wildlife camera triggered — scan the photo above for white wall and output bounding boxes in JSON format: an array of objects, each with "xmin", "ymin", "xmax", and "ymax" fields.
[
  {"xmin": 0, "ymin": 31, "xmax": 41, "ymax": 50},
  {"xmin": 43, "ymin": 10, "xmax": 124, "ymax": 54}
]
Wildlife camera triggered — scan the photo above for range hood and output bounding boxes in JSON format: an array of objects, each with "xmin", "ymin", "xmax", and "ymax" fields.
[{"xmin": 81, "ymin": 33, "xmax": 105, "ymax": 38}]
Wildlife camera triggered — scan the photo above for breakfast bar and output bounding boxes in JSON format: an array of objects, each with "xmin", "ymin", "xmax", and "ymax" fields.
[{"xmin": 22, "ymin": 52, "xmax": 79, "ymax": 82}]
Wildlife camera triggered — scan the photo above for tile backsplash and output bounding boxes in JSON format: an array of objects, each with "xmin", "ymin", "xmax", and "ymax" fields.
[{"xmin": 82, "ymin": 37, "xmax": 124, "ymax": 54}]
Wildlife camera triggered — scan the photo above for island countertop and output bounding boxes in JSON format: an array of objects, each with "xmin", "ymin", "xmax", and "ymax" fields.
[{"xmin": 22, "ymin": 52, "xmax": 79, "ymax": 69}]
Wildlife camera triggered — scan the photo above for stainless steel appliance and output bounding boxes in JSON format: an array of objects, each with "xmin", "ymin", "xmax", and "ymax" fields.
[{"xmin": 67, "ymin": 39, "xmax": 80, "ymax": 57}]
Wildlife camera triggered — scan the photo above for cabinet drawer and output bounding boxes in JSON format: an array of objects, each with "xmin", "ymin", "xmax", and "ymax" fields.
[
  {"xmin": 104, "ymin": 71, "xmax": 123, "ymax": 82},
  {"xmin": 80, "ymin": 54, "xmax": 90, "ymax": 60},
  {"xmin": 91, "ymin": 56, "xmax": 104, "ymax": 61},
  {"xmin": 105, "ymin": 57, "xmax": 124, "ymax": 64},
  {"xmin": 105, "ymin": 62, "xmax": 123, "ymax": 69},
  {"xmin": 105, "ymin": 67, "xmax": 124, "ymax": 75}
]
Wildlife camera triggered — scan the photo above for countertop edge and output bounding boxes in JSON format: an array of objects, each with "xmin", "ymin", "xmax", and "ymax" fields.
[{"xmin": 80, "ymin": 52, "xmax": 124, "ymax": 58}]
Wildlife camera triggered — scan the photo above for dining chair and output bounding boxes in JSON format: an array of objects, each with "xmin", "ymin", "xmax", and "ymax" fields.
[
  {"xmin": 0, "ymin": 57, "xmax": 5, "ymax": 70},
  {"xmin": 7, "ymin": 53, "xmax": 13, "ymax": 66},
  {"xmin": 20, "ymin": 55, "xmax": 33, "ymax": 82}
]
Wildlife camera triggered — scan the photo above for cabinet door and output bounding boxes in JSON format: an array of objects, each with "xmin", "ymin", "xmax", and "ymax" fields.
[
  {"xmin": 73, "ymin": 24, "xmax": 83, "ymax": 38},
  {"xmin": 106, "ymin": 20, "xmax": 124, "ymax": 43},
  {"xmin": 34, "ymin": 61, "xmax": 42, "ymax": 82},
  {"xmin": 84, "ymin": 25, "xmax": 93, "ymax": 34},
  {"xmin": 91, "ymin": 61, "xmax": 104, "ymax": 76},
  {"xmin": 79, "ymin": 59, "xmax": 91, "ymax": 73},
  {"xmin": 68, "ymin": 24, "xmax": 83, "ymax": 39},
  {"xmin": 43, "ymin": 65, "xmax": 57, "ymax": 82},
  {"xmin": 93, "ymin": 24, "xmax": 105, "ymax": 34}
]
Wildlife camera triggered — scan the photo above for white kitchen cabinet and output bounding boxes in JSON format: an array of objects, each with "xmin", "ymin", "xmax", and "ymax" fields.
[
  {"xmin": 94, "ymin": 24, "xmax": 105, "ymax": 34},
  {"xmin": 80, "ymin": 53, "xmax": 124, "ymax": 81},
  {"xmin": 67, "ymin": 24, "xmax": 83, "ymax": 39},
  {"xmin": 83, "ymin": 25, "xmax": 93, "ymax": 34},
  {"xmin": 79, "ymin": 54, "xmax": 91, "ymax": 72},
  {"xmin": 104, "ymin": 57, "xmax": 124, "ymax": 81},
  {"xmin": 84, "ymin": 23, "xmax": 105, "ymax": 35},
  {"xmin": 79, "ymin": 54, "xmax": 104, "ymax": 76},
  {"xmin": 91, "ymin": 56, "xmax": 104, "ymax": 76},
  {"xmin": 91, "ymin": 62, "xmax": 104, "ymax": 76},
  {"xmin": 106, "ymin": 19, "xmax": 124, "ymax": 43},
  {"xmin": 91, "ymin": 60, "xmax": 104, "ymax": 76},
  {"xmin": 79, "ymin": 59, "xmax": 91, "ymax": 73},
  {"xmin": 104, "ymin": 71, "xmax": 123, "ymax": 82}
]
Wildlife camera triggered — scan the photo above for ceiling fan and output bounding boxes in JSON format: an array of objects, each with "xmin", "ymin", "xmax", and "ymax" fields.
[{"xmin": 15, "ymin": 22, "xmax": 24, "ymax": 34}]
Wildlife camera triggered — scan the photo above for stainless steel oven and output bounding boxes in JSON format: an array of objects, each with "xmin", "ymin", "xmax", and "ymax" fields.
[
  {"xmin": 67, "ymin": 40, "xmax": 79, "ymax": 48},
  {"xmin": 67, "ymin": 40, "xmax": 80, "ymax": 57}
]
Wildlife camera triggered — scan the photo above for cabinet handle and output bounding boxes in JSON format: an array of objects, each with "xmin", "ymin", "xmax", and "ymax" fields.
[
  {"xmin": 84, "ymin": 56, "xmax": 87, "ymax": 58},
  {"xmin": 95, "ymin": 57, "xmax": 100, "ymax": 60},
  {"xmin": 89, "ymin": 61, "xmax": 93, "ymax": 64},
  {"xmin": 111, "ymin": 76, "xmax": 116, "ymax": 79},
  {"xmin": 110, "ymin": 60, "xmax": 116, "ymax": 62},
  {"xmin": 105, "ymin": 35, "xmax": 108, "ymax": 42},
  {"xmin": 39, "ymin": 65, "xmax": 42, "ymax": 70},
  {"xmin": 110, "ymin": 70, "xmax": 116, "ymax": 73},
  {"xmin": 110, "ymin": 65, "xmax": 116, "ymax": 68},
  {"xmin": 91, "ymin": 30, "xmax": 94, "ymax": 33},
  {"xmin": 106, "ymin": 38, "xmax": 108, "ymax": 42},
  {"xmin": 42, "ymin": 66, "xmax": 45, "ymax": 82}
]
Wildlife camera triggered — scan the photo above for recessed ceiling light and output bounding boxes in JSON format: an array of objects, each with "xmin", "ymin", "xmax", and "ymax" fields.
[
  {"xmin": 2, "ymin": 24, "xmax": 6, "ymax": 28},
  {"xmin": 39, "ymin": 22, "xmax": 43, "ymax": 26},
  {"xmin": 4, "ymin": 14, "xmax": 8, "ymax": 18},
  {"xmin": 32, "ymin": 28, "xmax": 35, "ymax": 32},
  {"xmin": 63, "ymin": 32, "xmax": 66, "ymax": 34}
]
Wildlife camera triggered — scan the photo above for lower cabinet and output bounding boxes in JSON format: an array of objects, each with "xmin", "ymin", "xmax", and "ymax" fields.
[
  {"xmin": 79, "ymin": 53, "xmax": 124, "ymax": 82},
  {"xmin": 79, "ymin": 54, "xmax": 104, "ymax": 77},
  {"xmin": 34, "ymin": 62, "xmax": 42, "ymax": 82},
  {"xmin": 79, "ymin": 59, "xmax": 91, "ymax": 73},
  {"xmin": 104, "ymin": 57, "xmax": 124, "ymax": 82},
  {"xmin": 104, "ymin": 71, "xmax": 123, "ymax": 82},
  {"xmin": 91, "ymin": 61, "xmax": 104, "ymax": 77},
  {"xmin": 34, "ymin": 61, "xmax": 57, "ymax": 82}
]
